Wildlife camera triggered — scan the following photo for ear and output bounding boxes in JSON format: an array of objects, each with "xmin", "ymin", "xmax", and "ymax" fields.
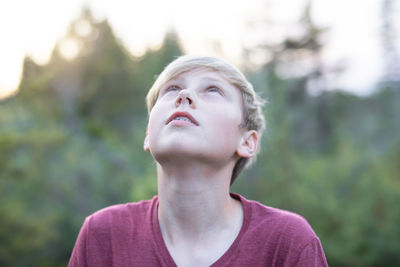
[
  {"xmin": 144, "ymin": 127, "xmax": 150, "ymax": 151},
  {"xmin": 236, "ymin": 130, "xmax": 258, "ymax": 158}
]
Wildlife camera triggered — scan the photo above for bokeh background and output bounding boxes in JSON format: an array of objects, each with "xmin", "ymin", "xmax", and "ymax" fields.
[{"xmin": 1, "ymin": 0, "xmax": 399, "ymax": 266}]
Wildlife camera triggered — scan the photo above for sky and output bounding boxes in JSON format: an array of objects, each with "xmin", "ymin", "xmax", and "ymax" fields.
[{"xmin": 0, "ymin": 0, "xmax": 397, "ymax": 99}]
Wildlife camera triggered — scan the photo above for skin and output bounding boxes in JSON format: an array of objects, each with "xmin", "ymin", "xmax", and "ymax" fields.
[{"xmin": 144, "ymin": 69, "xmax": 259, "ymax": 267}]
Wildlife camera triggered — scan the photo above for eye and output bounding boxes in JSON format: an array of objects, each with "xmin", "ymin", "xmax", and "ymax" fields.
[
  {"xmin": 206, "ymin": 86, "xmax": 222, "ymax": 94},
  {"xmin": 162, "ymin": 85, "xmax": 182, "ymax": 95},
  {"xmin": 166, "ymin": 85, "xmax": 181, "ymax": 92}
]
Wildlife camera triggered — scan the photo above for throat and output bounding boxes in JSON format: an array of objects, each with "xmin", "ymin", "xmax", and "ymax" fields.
[
  {"xmin": 157, "ymin": 195, "xmax": 244, "ymax": 267},
  {"xmin": 157, "ymin": 192, "xmax": 243, "ymax": 241}
]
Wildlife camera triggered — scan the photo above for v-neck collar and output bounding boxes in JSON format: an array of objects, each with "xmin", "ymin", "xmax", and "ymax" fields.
[{"xmin": 150, "ymin": 193, "xmax": 251, "ymax": 266}]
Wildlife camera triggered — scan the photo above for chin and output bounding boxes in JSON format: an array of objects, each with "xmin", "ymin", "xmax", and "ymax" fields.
[{"xmin": 150, "ymin": 142, "xmax": 204, "ymax": 160}]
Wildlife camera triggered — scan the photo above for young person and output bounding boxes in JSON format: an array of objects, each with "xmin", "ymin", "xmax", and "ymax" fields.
[{"xmin": 69, "ymin": 55, "xmax": 328, "ymax": 266}]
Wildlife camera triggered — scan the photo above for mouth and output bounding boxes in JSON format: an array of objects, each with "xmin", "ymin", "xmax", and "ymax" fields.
[{"xmin": 166, "ymin": 111, "xmax": 199, "ymax": 126}]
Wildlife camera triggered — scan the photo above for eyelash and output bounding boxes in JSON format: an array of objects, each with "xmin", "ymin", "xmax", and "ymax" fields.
[
  {"xmin": 207, "ymin": 86, "xmax": 220, "ymax": 92},
  {"xmin": 166, "ymin": 85, "xmax": 181, "ymax": 92},
  {"xmin": 206, "ymin": 86, "xmax": 223, "ymax": 95},
  {"xmin": 163, "ymin": 85, "xmax": 223, "ymax": 95}
]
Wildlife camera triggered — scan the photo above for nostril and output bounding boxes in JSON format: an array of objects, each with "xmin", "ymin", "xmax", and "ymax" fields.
[{"xmin": 175, "ymin": 90, "xmax": 195, "ymax": 108}]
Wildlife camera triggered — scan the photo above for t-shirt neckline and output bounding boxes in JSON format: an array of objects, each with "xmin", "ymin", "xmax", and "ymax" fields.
[{"xmin": 150, "ymin": 193, "xmax": 251, "ymax": 267}]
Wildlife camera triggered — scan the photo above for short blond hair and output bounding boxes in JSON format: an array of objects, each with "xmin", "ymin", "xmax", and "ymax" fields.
[{"xmin": 146, "ymin": 55, "xmax": 265, "ymax": 184}]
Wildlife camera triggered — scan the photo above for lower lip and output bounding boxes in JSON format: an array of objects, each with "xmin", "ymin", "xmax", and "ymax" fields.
[{"xmin": 168, "ymin": 119, "xmax": 197, "ymax": 126}]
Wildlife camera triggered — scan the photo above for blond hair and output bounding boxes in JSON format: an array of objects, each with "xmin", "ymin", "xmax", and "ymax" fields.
[{"xmin": 146, "ymin": 55, "xmax": 265, "ymax": 184}]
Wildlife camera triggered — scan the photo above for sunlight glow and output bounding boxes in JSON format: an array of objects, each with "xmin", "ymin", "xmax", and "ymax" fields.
[
  {"xmin": 0, "ymin": 0, "xmax": 390, "ymax": 99},
  {"xmin": 59, "ymin": 38, "xmax": 81, "ymax": 60}
]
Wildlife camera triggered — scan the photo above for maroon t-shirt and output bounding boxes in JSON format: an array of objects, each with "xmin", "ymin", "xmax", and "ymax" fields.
[{"xmin": 69, "ymin": 193, "xmax": 328, "ymax": 266}]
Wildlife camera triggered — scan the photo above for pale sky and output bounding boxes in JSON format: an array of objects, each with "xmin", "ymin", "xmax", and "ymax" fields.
[{"xmin": 0, "ymin": 0, "xmax": 396, "ymax": 98}]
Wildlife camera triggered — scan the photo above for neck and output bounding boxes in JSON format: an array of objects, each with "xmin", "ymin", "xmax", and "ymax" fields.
[{"xmin": 156, "ymin": 161, "xmax": 242, "ymax": 243}]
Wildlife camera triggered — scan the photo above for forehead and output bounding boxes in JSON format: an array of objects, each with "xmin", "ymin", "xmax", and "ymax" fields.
[{"xmin": 166, "ymin": 68, "xmax": 231, "ymax": 86}]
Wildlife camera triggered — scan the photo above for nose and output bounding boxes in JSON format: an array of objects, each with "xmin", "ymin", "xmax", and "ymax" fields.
[{"xmin": 175, "ymin": 89, "xmax": 196, "ymax": 108}]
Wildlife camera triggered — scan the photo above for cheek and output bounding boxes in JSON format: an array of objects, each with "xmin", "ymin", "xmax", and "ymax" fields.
[
  {"xmin": 147, "ymin": 106, "xmax": 163, "ymax": 136},
  {"xmin": 211, "ymin": 111, "xmax": 242, "ymax": 142},
  {"xmin": 217, "ymin": 106, "xmax": 242, "ymax": 128}
]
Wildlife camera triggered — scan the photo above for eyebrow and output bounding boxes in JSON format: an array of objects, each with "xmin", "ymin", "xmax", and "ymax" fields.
[
  {"xmin": 163, "ymin": 73, "xmax": 232, "ymax": 92},
  {"xmin": 170, "ymin": 75, "xmax": 226, "ymax": 85},
  {"xmin": 199, "ymin": 76, "xmax": 227, "ymax": 83},
  {"xmin": 166, "ymin": 75, "xmax": 185, "ymax": 84}
]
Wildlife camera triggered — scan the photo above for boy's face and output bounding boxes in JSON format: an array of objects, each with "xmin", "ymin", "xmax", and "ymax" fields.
[{"xmin": 144, "ymin": 69, "xmax": 250, "ymax": 166}]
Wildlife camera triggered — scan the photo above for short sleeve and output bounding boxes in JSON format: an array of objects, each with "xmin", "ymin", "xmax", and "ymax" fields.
[
  {"xmin": 68, "ymin": 215, "xmax": 112, "ymax": 267},
  {"xmin": 68, "ymin": 218, "xmax": 89, "ymax": 267},
  {"xmin": 294, "ymin": 238, "xmax": 329, "ymax": 267}
]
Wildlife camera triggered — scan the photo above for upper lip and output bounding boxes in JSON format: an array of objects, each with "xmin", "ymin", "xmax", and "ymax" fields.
[{"xmin": 166, "ymin": 111, "xmax": 199, "ymax": 126}]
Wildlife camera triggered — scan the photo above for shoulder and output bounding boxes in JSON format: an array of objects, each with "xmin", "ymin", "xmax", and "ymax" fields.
[
  {"xmin": 84, "ymin": 197, "xmax": 156, "ymax": 234},
  {"xmin": 255, "ymin": 201, "xmax": 316, "ymax": 238},
  {"xmin": 236, "ymin": 193, "xmax": 320, "ymax": 250},
  {"xmin": 234, "ymin": 194, "xmax": 328, "ymax": 266},
  {"xmin": 69, "ymin": 197, "xmax": 159, "ymax": 266}
]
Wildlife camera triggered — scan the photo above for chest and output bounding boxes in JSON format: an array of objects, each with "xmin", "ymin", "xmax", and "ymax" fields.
[{"xmin": 165, "ymin": 238, "xmax": 236, "ymax": 267}]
